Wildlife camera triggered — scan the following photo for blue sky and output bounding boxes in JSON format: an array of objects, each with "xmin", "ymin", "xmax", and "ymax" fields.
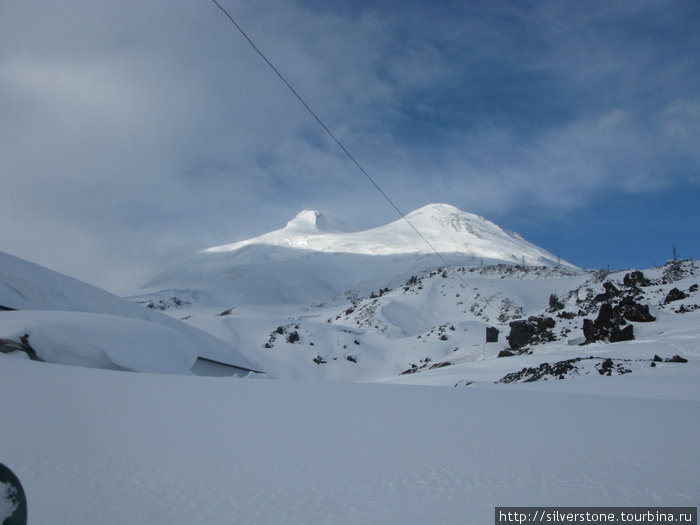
[{"xmin": 1, "ymin": 0, "xmax": 698, "ymax": 292}]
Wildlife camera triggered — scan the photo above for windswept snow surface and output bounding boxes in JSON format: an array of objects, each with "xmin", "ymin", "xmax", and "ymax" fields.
[{"xmin": 1, "ymin": 356, "xmax": 698, "ymax": 525}]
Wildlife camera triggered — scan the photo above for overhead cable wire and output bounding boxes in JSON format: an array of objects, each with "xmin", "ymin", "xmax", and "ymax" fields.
[
  {"xmin": 209, "ymin": 0, "xmax": 506, "ymax": 324},
  {"xmin": 209, "ymin": 0, "xmax": 450, "ymax": 268}
]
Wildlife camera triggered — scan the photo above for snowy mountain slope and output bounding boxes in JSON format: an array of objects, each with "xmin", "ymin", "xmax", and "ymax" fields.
[
  {"xmin": 170, "ymin": 260, "xmax": 699, "ymax": 389},
  {"xmin": 163, "ymin": 263, "xmax": 585, "ymax": 381},
  {"xmin": 0, "ymin": 250, "xmax": 261, "ymax": 373},
  {"xmin": 138, "ymin": 204, "xmax": 577, "ymax": 307}
]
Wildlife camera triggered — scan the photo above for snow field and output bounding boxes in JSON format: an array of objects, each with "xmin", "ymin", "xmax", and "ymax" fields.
[{"xmin": 1, "ymin": 356, "xmax": 698, "ymax": 524}]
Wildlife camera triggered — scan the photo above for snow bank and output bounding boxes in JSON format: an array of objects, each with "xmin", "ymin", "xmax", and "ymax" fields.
[
  {"xmin": 0, "ymin": 250, "xmax": 262, "ymax": 372},
  {"xmin": 0, "ymin": 310, "xmax": 197, "ymax": 373}
]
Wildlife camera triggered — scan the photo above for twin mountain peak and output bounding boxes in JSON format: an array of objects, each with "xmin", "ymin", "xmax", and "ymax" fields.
[{"xmin": 201, "ymin": 203, "xmax": 571, "ymax": 268}]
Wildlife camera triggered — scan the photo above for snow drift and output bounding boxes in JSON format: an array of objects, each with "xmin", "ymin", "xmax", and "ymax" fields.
[{"xmin": 0, "ymin": 250, "xmax": 261, "ymax": 373}]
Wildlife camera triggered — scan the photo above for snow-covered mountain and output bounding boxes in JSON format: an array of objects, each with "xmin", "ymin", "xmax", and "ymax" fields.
[
  {"xmin": 127, "ymin": 203, "xmax": 699, "ymax": 386},
  {"xmin": 139, "ymin": 203, "xmax": 576, "ymax": 307},
  {"xmin": 204, "ymin": 204, "xmax": 571, "ymax": 263}
]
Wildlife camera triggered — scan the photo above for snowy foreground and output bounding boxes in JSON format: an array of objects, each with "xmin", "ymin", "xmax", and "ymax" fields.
[{"xmin": 1, "ymin": 355, "xmax": 698, "ymax": 525}]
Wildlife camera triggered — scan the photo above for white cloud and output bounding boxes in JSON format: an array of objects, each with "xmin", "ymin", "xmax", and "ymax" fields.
[{"xmin": 0, "ymin": 0, "xmax": 697, "ymax": 289}]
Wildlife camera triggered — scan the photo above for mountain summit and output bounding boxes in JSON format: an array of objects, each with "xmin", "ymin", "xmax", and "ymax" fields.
[
  {"xmin": 142, "ymin": 204, "xmax": 576, "ymax": 306},
  {"xmin": 204, "ymin": 203, "xmax": 573, "ymax": 267},
  {"xmin": 284, "ymin": 209, "xmax": 352, "ymax": 233}
]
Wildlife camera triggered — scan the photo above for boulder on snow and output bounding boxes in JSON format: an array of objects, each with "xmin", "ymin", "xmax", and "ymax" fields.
[
  {"xmin": 594, "ymin": 281, "xmax": 621, "ymax": 302},
  {"xmin": 623, "ymin": 271, "xmax": 651, "ymax": 289},
  {"xmin": 507, "ymin": 320, "xmax": 536, "ymax": 349},
  {"xmin": 497, "ymin": 348, "xmax": 531, "ymax": 358},
  {"xmin": 506, "ymin": 316, "xmax": 556, "ymax": 349},
  {"xmin": 548, "ymin": 294, "xmax": 565, "ymax": 311},
  {"xmin": 583, "ymin": 303, "xmax": 634, "ymax": 343},
  {"xmin": 664, "ymin": 288, "xmax": 688, "ymax": 303},
  {"xmin": 619, "ymin": 296, "xmax": 656, "ymax": 323},
  {"xmin": 610, "ymin": 324, "xmax": 634, "ymax": 343},
  {"xmin": 486, "ymin": 326, "xmax": 500, "ymax": 343}
]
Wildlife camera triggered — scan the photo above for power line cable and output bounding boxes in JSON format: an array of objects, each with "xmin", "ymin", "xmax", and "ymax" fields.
[
  {"xmin": 209, "ymin": 0, "xmax": 450, "ymax": 267},
  {"xmin": 209, "ymin": 0, "xmax": 507, "ymax": 325}
]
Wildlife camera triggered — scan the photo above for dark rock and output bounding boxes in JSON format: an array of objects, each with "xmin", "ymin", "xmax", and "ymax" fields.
[
  {"xmin": 346, "ymin": 355, "xmax": 357, "ymax": 363},
  {"xmin": 598, "ymin": 358, "xmax": 615, "ymax": 375},
  {"xmin": 623, "ymin": 271, "xmax": 651, "ymax": 289},
  {"xmin": 594, "ymin": 282, "xmax": 621, "ymax": 302},
  {"xmin": 507, "ymin": 320, "xmax": 537, "ymax": 349},
  {"xmin": 597, "ymin": 302, "xmax": 615, "ymax": 326},
  {"xmin": 619, "ymin": 297, "xmax": 655, "ymax": 322},
  {"xmin": 610, "ymin": 324, "xmax": 634, "ymax": 342},
  {"xmin": 665, "ymin": 288, "xmax": 688, "ymax": 303},
  {"xmin": 584, "ymin": 302, "xmax": 635, "ymax": 343},
  {"xmin": 286, "ymin": 331, "xmax": 300, "ymax": 343},
  {"xmin": 0, "ymin": 334, "xmax": 42, "ymax": 361},
  {"xmin": 499, "ymin": 356, "xmax": 636, "ymax": 383},
  {"xmin": 596, "ymin": 357, "xmax": 631, "ymax": 376},
  {"xmin": 549, "ymin": 294, "xmax": 565, "ymax": 311},
  {"xmin": 498, "ymin": 348, "xmax": 531, "ymax": 357},
  {"xmin": 675, "ymin": 304, "xmax": 699, "ymax": 314},
  {"xmin": 486, "ymin": 326, "xmax": 499, "ymax": 343},
  {"xmin": 583, "ymin": 304, "xmax": 614, "ymax": 343},
  {"xmin": 666, "ymin": 355, "xmax": 688, "ymax": 363},
  {"xmin": 690, "ymin": 284, "xmax": 699, "ymax": 293},
  {"xmin": 662, "ymin": 260, "xmax": 685, "ymax": 283},
  {"xmin": 653, "ymin": 355, "xmax": 663, "ymax": 362},
  {"xmin": 313, "ymin": 355, "xmax": 327, "ymax": 364},
  {"xmin": 400, "ymin": 363, "xmax": 419, "ymax": 375},
  {"xmin": 535, "ymin": 316, "xmax": 556, "ymax": 330},
  {"xmin": 497, "ymin": 357, "xmax": 582, "ymax": 383},
  {"xmin": 507, "ymin": 316, "xmax": 556, "ymax": 349}
]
